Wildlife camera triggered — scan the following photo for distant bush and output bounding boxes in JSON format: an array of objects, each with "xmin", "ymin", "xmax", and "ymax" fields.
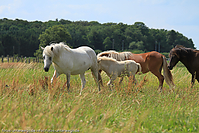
[
  {"xmin": 125, "ymin": 49, "xmax": 144, "ymax": 54},
  {"xmin": 161, "ymin": 52, "xmax": 169, "ymax": 58},
  {"xmin": 95, "ymin": 49, "xmax": 102, "ymax": 55}
]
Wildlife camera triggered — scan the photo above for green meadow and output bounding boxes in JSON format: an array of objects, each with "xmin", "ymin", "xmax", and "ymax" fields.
[{"xmin": 0, "ymin": 62, "xmax": 198, "ymax": 132}]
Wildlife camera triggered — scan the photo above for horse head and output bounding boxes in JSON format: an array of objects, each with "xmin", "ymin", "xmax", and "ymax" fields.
[
  {"xmin": 41, "ymin": 46, "xmax": 55, "ymax": 72},
  {"xmin": 168, "ymin": 48, "xmax": 180, "ymax": 70}
]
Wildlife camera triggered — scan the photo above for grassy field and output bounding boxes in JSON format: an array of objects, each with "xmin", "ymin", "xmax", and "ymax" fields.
[{"xmin": 0, "ymin": 62, "xmax": 198, "ymax": 132}]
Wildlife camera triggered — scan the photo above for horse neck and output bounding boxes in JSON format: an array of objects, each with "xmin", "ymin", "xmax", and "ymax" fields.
[
  {"xmin": 178, "ymin": 52, "xmax": 194, "ymax": 68},
  {"xmin": 52, "ymin": 55, "xmax": 60, "ymax": 67},
  {"xmin": 52, "ymin": 47, "xmax": 65, "ymax": 66}
]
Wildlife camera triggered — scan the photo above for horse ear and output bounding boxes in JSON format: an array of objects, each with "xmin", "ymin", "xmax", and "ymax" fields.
[
  {"xmin": 41, "ymin": 46, "xmax": 44, "ymax": 50},
  {"xmin": 51, "ymin": 47, "xmax": 53, "ymax": 51}
]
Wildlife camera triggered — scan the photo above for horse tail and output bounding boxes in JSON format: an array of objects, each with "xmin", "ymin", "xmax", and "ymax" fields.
[
  {"xmin": 162, "ymin": 56, "xmax": 175, "ymax": 89},
  {"xmin": 98, "ymin": 70, "xmax": 104, "ymax": 87}
]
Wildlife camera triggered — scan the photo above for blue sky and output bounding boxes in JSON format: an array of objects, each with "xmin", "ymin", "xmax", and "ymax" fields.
[{"xmin": 1, "ymin": 0, "xmax": 199, "ymax": 48}]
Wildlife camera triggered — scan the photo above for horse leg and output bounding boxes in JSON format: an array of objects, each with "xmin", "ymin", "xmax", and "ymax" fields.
[
  {"xmin": 196, "ymin": 72, "xmax": 199, "ymax": 84},
  {"xmin": 130, "ymin": 75, "xmax": 137, "ymax": 85},
  {"xmin": 151, "ymin": 70, "xmax": 164, "ymax": 92},
  {"xmin": 119, "ymin": 77, "xmax": 124, "ymax": 84},
  {"xmin": 98, "ymin": 70, "xmax": 104, "ymax": 87},
  {"xmin": 107, "ymin": 76, "xmax": 116, "ymax": 90},
  {"xmin": 107, "ymin": 79, "xmax": 114, "ymax": 90},
  {"xmin": 107, "ymin": 80, "xmax": 112, "ymax": 88},
  {"xmin": 79, "ymin": 73, "xmax": 86, "ymax": 95},
  {"xmin": 66, "ymin": 73, "xmax": 70, "ymax": 92},
  {"xmin": 148, "ymin": 56, "xmax": 165, "ymax": 92},
  {"xmin": 91, "ymin": 68, "xmax": 101, "ymax": 91},
  {"xmin": 191, "ymin": 72, "xmax": 196, "ymax": 87},
  {"xmin": 51, "ymin": 70, "xmax": 60, "ymax": 84}
]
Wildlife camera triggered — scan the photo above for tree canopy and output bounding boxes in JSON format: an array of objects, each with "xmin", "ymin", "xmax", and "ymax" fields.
[
  {"xmin": 34, "ymin": 25, "xmax": 71, "ymax": 57},
  {"xmin": 0, "ymin": 18, "xmax": 195, "ymax": 57}
]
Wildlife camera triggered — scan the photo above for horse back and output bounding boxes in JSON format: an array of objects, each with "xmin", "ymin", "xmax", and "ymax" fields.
[
  {"xmin": 75, "ymin": 46, "xmax": 96, "ymax": 57},
  {"xmin": 147, "ymin": 51, "xmax": 164, "ymax": 59},
  {"xmin": 76, "ymin": 46, "xmax": 98, "ymax": 68},
  {"xmin": 129, "ymin": 51, "xmax": 164, "ymax": 73}
]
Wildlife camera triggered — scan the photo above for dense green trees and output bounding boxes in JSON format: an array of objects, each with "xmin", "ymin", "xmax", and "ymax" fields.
[
  {"xmin": 34, "ymin": 25, "xmax": 71, "ymax": 57},
  {"xmin": 0, "ymin": 18, "xmax": 195, "ymax": 57},
  {"xmin": 0, "ymin": 18, "xmax": 46, "ymax": 56}
]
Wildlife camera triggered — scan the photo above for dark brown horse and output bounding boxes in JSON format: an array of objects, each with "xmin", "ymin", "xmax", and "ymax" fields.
[
  {"xmin": 97, "ymin": 50, "xmax": 175, "ymax": 91},
  {"xmin": 168, "ymin": 45, "xmax": 199, "ymax": 86}
]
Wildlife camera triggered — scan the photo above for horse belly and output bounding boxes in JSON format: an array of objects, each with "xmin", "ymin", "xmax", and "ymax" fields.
[
  {"xmin": 118, "ymin": 71, "xmax": 125, "ymax": 77},
  {"xmin": 117, "ymin": 67, "xmax": 126, "ymax": 77},
  {"xmin": 70, "ymin": 59, "xmax": 92, "ymax": 75}
]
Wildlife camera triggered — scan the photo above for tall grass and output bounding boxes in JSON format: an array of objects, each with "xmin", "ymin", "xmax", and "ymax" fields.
[{"xmin": 0, "ymin": 62, "xmax": 198, "ymax": 132}]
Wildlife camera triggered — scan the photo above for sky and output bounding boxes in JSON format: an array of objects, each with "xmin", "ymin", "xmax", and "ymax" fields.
[{"xmin": 1, "ymin": 0, "xmax": 199, "ymax": 48}]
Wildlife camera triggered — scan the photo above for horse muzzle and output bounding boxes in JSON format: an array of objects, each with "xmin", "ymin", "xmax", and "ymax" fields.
[{"xmin": 44, "ymin": 67, "xmax": 49, "ymax": 72}]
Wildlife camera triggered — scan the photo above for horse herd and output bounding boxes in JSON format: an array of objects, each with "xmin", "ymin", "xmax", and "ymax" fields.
[{"xmin": 42, "ymin": 42, "xmax": 199, "ymax": 94}]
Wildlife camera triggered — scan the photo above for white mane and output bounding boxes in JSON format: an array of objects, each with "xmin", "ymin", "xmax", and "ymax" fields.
[
  {"xmin": 97, "ymin": 50, "xmax": 132, "ymax": 61},
  {"xmin": 98, "ymin": 56, "xmax": 118, "ymax": 62},
  {"xmin": 43, "ymin": 42, "xmax": 71, "ymax": 57}
]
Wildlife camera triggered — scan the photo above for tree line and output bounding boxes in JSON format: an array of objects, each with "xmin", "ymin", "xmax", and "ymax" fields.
[{"xmin": 0, "ymin": 18, "xmax": 195, "ymax": 57}]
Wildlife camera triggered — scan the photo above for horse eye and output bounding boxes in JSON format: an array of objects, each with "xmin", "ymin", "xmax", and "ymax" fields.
[
  {"xmin": 49, "ymin": 57, "xmax": 52, "ymax": 61},
  {"xmin": 43, "ymin": 56, "xmax": 45, "ymax": 59}
]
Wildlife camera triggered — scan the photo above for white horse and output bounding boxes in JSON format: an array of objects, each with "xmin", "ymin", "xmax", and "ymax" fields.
[
  {"xmin": 97, "ymin": 56, "xmax": 141, "ymax": 88},
  {"xmin": 41, "ymin": 42, "xmax": 100, "ymax": 95}
]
